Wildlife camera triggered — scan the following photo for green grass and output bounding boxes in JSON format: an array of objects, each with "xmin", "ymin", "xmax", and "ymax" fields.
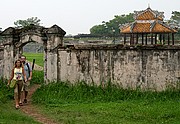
[
  {"xmin": 31, "ymin": 70, "xmax": 44, "ymax": 84},
  {"xmin": 0, "ymin": 78, "xmax": 14, "ymax": 102},
  {"xmin": 32, "ymin": 81, "xmax": 180, "ymax": 124},
  {"xmin": 36, "ymin": 101, "xmax": 180, "ymax": 124},
  {"xmin": 0, "ymin": 101, "xmax": 40, "ymax": 124},
  {"xmin": 23, "ymin": 52, "xmax": 43, "ymax": 67},
  {"xmin": 0, "ymin": 78, "xmax": 40, "ymax": 124}
]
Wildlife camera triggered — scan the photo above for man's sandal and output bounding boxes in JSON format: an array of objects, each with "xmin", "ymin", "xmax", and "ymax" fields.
[{"xmin": 15, "ymin": 105, "xmax": 20, "ymax": 109}]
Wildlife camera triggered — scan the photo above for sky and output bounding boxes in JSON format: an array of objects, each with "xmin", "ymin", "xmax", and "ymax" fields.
[{"xmin": 0, "ymin": 0, "xmax": 179, "ymax": 35}]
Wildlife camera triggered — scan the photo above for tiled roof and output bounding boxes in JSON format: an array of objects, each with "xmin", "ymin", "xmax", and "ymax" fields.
[
  {"xmin": 120, "ymin": 7, "xmax": 177, "ymax": 33},
  {"xmin": 134, "ymin": 7, "xmax": 164, "ymax": 21},
  {"xmin": 120, "ymin": 21, "xmax": 177, "ymax": 33}
]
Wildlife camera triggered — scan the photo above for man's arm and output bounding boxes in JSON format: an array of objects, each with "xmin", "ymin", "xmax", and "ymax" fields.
[{"xmin": 28, "ymin": 71, "xmax": 32, "ymax": 81}]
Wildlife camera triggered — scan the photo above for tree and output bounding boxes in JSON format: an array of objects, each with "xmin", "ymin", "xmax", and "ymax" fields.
[
  {"xmin": 14, "ymin": 17, "xmax": 41, "ymax": 28},
  {"xmin": 90, "ymin": 13, "xmax": 134, "ymax": 35},
  {"xmin": 169, "ymin": 11, "xmax": 180, "ymax": 40}
]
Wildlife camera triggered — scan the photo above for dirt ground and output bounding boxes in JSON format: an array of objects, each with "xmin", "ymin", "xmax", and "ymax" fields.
[{"xmin": 20, "ymin": 84, "xmax": 58, "ymax": 124}]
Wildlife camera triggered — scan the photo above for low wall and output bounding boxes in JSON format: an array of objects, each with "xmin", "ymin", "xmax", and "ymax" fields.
[
  {"xmin": 0, "ymin": 47, "xmax": 4, "ymax": 77},
  {"xmin": 58, "ymin": 45, "xmax": 180, "ymax": 91}
]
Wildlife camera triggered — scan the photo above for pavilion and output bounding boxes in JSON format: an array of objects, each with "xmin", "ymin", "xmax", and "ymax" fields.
[{"xmin": 120, "ymin": 7, "xmax": 178, "ymax": 45}]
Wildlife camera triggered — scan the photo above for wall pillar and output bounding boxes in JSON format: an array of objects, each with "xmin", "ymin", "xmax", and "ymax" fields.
[
  {"xmin": 3, "ymin": 45, "xmax": 14, "ymax": 79},
  {"xmin": 45, "ymin": 32, "xmax": 65, "ymax": 82}
]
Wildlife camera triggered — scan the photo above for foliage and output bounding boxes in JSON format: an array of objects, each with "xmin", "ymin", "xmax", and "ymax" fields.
[
  {"xmin": 170, "ymin": 11, "xmax": 180, "ymax": 28},
  {"xmin": 90, "ymin": 13, "xmax": 134, "ymax": 35},
  {"xmin": 14, "ymin": 17, "xmax": 41, "ymax": 28},
  {"xmin": 168, "ymin": 11, "xmax": 180, "ymax": 40},
  {"xmin": 32, "ymin": 81, "xmax": 180, "ymax": 104},
  {"xmin": 0, "ymin": 78, "xmax": 13, "ymax": 103},
  {"xmin": 32, "ymin": 81, "xmax": 180, "ymax": 124},
  {"xmin": 31, "ymin": 70, "xmax": 44, "ymax": 85}
]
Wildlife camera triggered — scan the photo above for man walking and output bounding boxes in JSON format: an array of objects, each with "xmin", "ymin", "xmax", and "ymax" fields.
[{"xmin": 20, "ymin": 55, "xmax": 32, "ymax": 103}]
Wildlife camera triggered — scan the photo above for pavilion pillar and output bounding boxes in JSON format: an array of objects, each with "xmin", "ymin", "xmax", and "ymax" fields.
[
  {"xmin": 130, "ymin": 34, "xmax": 132, "ymax": 45},
  {"xmin": 142, "ymin": 33, "xmax": 144, "ymax": 45},
  {"xmin": 124, "ymin": 34, "xmax": 126, "ymax": 44},
  {"xmin": 159, "ymin": 34, "xmax": 162, "ymax": 44},
  {"xmin": 145, "ymin": 33, "xmax": 148, "ymax": 45},
  {"xmin": 136, "ymin": 33, "xmax": 139, "ymax": 44},
  {"xmin": 168, "ymin": 33, "xmax": 170, "ymax": 45},
  {"xmin": 163, "ymin": 34, "xmax": 165, "ymax": 45},
  {"xmin": 151, "ymin": 33, "xmax": 153, "ymax": 45},
  {"xmin": 155, "ymin": 34, "xmax": 157, "ymax": 44},
  {"xmin": 132, "ymin": 34, "xmax": 134, "ymax": 44},
  {"xmin": 172, "ymin": 33, "xmax": 174, "ymax": 45}
]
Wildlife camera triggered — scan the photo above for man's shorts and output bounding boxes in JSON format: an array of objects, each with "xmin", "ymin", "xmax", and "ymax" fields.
[{"xmin": 22, "ymin": 81, "xmax": 30, "ymax": 92}]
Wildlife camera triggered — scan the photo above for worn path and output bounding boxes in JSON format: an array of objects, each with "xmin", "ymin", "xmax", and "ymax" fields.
[{"xmin": 20, "ymin": 84, "xmax": 58, "ymax": 124}]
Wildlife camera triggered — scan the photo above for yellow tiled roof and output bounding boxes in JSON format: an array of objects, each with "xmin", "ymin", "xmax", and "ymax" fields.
[{"xmin": 120, "ymin": 21, "xmax": 177, "ymax": 33}]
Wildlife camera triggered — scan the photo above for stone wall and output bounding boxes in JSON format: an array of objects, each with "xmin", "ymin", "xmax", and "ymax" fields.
[
  {"xmin": 58, "ymin": 45, "xmax": 180, "ymax": 91},
  {"xmin": 0, "ymin": 25, "xmax": 66, "ymax": 80},
  {"xmin": 0, "ymin": 47, "xmax": 4, "ymax": 77}
]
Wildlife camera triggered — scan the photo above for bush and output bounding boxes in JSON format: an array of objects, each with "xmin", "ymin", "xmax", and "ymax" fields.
[
  {"xmin": 0, "ymin": 78, "xmax": 14, "ymax": 103},
  {"xmin": 31, "ymin": 70, "xmax": 44, "ymax": 84}
]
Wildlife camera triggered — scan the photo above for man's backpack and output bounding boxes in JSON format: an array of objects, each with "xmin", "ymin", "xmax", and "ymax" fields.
[{"xmin": 26, "ymin": 63, "xmax": 30, "ymax": 76}]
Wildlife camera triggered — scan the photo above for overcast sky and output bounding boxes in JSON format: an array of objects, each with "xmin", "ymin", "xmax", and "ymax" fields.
[{"xmin": 0, "ymin": 0, "xmax": 179, "ymax": 35}]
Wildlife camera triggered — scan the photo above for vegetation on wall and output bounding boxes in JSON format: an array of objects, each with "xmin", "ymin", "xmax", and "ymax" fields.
[{"xmin": 14, "ymin": 17, "xmax": 42, "ymax": 28}]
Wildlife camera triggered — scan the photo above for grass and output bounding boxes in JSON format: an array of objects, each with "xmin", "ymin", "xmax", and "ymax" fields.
[
  {"xmin": 36, "ymin": 101, "xmax": 180, "ymax": 124},
  {"xmin": 23, "ymin": 52, "xmax": 43, "ymax": 67},
  {"xmin": 32, "ymin": 81, "xmax": 180, "ymax": 124},
  {"xmin": 0, "ymin": 101, "xmax": 40, "ymax": 124},
  {"xmin": 0, "ymin": 78, "xmax": 40, "ymax": 124},
  {"xmin": 31, "ymin": 70, "xmax": 44, "ymax": 84}
]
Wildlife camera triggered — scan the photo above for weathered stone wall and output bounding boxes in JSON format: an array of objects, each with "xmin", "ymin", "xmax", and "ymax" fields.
[
  {"xmin": 0, "ymin": 25, "xmax": 66, "ymax": 81},
  {"xmin": 58, "ymin": 45, "xmax": 180, "ymax": 91},
  {"xmin": 0, "ymin": 47, "xmax": 4, "ymax": 77}
]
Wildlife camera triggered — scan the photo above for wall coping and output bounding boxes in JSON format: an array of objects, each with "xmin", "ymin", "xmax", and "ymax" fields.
[{"xmin": 59, "ymin": 44, "xmax": 180, "ymax": 51}]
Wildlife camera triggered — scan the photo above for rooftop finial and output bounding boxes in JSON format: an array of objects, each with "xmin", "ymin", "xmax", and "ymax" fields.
[{"xmin": 148, "ymin": 3, "xmax": 150, "ymax": 8}]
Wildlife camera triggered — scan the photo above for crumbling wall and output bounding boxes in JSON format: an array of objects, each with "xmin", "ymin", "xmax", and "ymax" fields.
[
  {"xmin": 58, "ymin": 45, "xmax": 180, "ymax": 91},
  {"xmin": 0, "ymin": 47, "xmax": 4, "ymax": 77}
]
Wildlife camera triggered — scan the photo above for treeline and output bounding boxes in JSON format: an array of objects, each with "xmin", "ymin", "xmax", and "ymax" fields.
[{"xmin": 89, "ymin": 11, "xmax": 180, "ymax": 40}]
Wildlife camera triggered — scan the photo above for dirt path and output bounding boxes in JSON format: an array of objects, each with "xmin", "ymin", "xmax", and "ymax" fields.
[{"xmin": 20, "ymin": 84, "xmax": 58, "ymax": 124}]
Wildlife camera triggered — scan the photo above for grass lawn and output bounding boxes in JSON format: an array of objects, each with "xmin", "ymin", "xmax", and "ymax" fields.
[
  {"xmin": 35, "ymin": 100, "xmax": 180, "ymax": 124},
  {"xmin": 32, "ymin": 82, "xmax": 180, "ymax": 124},
  {"xmin": 0, "ymin": 101, "xmax": 40, "ymax": 124},
  {"xmin": 23, "ymin": 52, "xmax": 43, "ymax": 67}
]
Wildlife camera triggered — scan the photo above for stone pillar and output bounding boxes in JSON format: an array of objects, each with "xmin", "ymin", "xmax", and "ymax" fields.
[
  {"xmin": 3, "ymin": 44, "xmax": 14, "ymax": 79},
  {"xmin": 45, "ymin": 25, "xmax": 66, "ymax": 82}
]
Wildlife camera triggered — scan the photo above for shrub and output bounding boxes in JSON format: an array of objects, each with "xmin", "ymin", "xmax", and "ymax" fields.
[{"xmin": 0, "ymin": 78, "xmax": 14, "ymax": 103}]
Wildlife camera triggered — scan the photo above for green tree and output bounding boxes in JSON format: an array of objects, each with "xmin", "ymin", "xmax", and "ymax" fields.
[
  {"xmin": 169, "ymin": 11, "xmax": 180, "ymax": 40},
  {"xmin": 170, "ymin": 11, "xmax": 180, "ymax": 27},
  {"xmin": 14, "ymin": 17, "xmax": 41, "ymax": 28},
  {"xmin": 90, "ymin": 13, "xmax": 134, "ymax": 35}
]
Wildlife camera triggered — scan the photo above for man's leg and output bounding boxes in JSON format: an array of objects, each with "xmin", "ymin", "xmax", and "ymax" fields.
[{"xmin": 24, "ymin": 81, "xmax": 30, "ymax": 103}]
